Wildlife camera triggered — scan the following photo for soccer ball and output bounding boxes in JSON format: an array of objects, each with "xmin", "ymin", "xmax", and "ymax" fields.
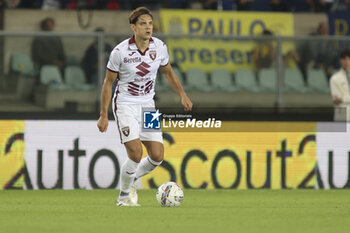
[{"xmin": 156, "ymin": 181, "xmax": 184, "ymax": 207}]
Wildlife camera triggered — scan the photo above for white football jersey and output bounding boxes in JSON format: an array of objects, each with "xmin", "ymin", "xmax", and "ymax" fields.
[{"xmin": 107, "ymin": 36, "xmax": 169, "ymax": 104}]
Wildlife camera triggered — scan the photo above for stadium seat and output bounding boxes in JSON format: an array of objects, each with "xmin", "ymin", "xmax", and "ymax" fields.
[
  {"xmin": 10, "ymin": 53, "xmax": 36, "ymax": 76},
  {"xmin": 210, "ymin": 68, "xmax": 238, "ymax": 92},
  {"xmin": 235, "ymin": 68, "xmax": 260, "ymax": 92},
  {"xmin": 40, "ymin": 65, "xmax": 69, "ymax": 90},
  {"xmin": 259, "ymin": 68, "xmax": 277, "ymax": 92},
  {"xmin": 186, "ymin": 68, "xmax": 213, "ymax": 92},
  {"xmin": 307, "ymin": 69, "xmax": 330, "ymax": 93},
  {"xmin": 284, "ymin": 68, "xmax": 309, "ymax": 93},
  {"xmin": 65, "ymin": 55, "xmax": 80, "ymax": 65},
  {"xmin": 64, "ymin": 66, "xmax": 95, "ymax": 90}
]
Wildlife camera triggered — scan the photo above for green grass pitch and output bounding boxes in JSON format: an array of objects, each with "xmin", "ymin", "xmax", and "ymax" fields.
[{"xmin": 0, "ymin": 190, "xmax": 349, "ymax": 233}]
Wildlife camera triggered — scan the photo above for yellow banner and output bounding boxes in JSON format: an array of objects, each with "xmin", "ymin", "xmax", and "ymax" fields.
[
  {"xmin": 142, "ymin": 122, "xmax": 317, "ymax": 189},
  {"xmin": 0, "ymin": 120, "xmax": 25, "ymax": 189},
  {"xmin": 160, "ymin": 10, "xmax": 295, "ymax": 72}
]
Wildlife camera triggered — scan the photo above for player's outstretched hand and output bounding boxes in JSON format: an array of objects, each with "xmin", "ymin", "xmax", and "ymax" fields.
[
  {"xmin": 181, "ymin": 94, "xmax": 193, "ymax": 111},
  {"xmin": 97, "ymin": 115, "xmax": 109, "ymax": 132}
]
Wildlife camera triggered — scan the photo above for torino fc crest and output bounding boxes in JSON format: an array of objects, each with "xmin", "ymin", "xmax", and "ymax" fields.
[
  {"xmin": 149, "ymin": 50, "xmax": 157, "ymax": 61},
  {"xmin": 122, "ymin": 126, "xmax": 130, "ymax": 137}
]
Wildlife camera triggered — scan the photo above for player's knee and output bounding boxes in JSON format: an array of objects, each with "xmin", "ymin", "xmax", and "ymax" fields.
[
  {"xmin": 150, "ymin": 150, "xmax": 164, "ymax": 163},
  {"xmin": 126, "ymin": 145, "xmax": 143, "ymax": 162}
]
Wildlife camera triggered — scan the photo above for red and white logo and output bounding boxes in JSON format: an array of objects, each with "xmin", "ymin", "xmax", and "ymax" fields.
[
  {"xmin": 122, "ymin": 126, "xmax": 130, "ymax": 137},
  {"xmin": 149, "ymin": 50, "xmax": 157, "ymax": 61},
  {"xmin": 136, "ymin": 62, "xmax": 150, "ymax": 77}
]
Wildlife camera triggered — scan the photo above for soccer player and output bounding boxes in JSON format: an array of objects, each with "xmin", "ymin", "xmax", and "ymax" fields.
[{"xmin": 97, "ymin": 7, "xmax": 192, "ymax": 206}]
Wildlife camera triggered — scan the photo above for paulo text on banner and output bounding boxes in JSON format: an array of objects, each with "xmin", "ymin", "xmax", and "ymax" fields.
[{"xmin": 160, "ymin": 10, "xmax": 295, "ymax": 72}]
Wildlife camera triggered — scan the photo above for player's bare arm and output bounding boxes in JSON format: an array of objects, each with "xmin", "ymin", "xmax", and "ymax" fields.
[
  {"xmin": 159, "ymin": 63, "xmax": 193, "ymax": 111},
  {"xmin": 97, "ymin": 70, "xmax": 118, "ymax": 132}
]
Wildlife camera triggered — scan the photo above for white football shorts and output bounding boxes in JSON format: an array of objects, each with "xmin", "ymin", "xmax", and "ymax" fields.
[{"xmin": 113, "ymin": 100, "xmax": 163, "ymax": 144}]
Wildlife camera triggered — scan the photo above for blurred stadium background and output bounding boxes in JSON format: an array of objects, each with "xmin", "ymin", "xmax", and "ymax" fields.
[
  {"xmin": 1, "ymin": 0, "xmax": 350, "ymax": 188},
  {"xmin": 1, "ymin": 0, "xmax": 349, "ymax": 116}
]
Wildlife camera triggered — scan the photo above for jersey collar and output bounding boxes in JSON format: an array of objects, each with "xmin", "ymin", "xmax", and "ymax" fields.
[{"xmin": 128, "ymin": 35, "xmax": 156, "ymax": 55}]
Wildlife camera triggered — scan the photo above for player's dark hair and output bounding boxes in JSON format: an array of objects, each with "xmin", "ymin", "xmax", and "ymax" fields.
[
  {"xmin": 129, "ymin": 7, "xmax": 153, "ymax": 24},
  {"xmin": 339, "ymin": 48, "xmax": 350, "ymax": 59}
]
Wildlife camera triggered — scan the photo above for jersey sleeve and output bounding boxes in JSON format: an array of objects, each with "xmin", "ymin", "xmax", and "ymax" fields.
[
  {"xmin": 107, "ymin": 48, "xmax": 121, "ymax": 72},
  {"xmin": 160, "ymin": 43, "xmax": 170, "ymax": 67}
]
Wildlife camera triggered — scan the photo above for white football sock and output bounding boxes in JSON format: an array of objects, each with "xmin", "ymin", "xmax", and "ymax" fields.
[
  {"xmin": 135, "ymin": 155, "xmax": 162, "ymax": 180},
  {"xmin": 119, "ymin": 158, "xmax": 139, "ymax": 196}
]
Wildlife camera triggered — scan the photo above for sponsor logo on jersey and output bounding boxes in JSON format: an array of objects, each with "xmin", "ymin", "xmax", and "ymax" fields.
[
  {"xmin": 136, "ymin": 62, "xmax": 151, "ymax": 77},
  {"xmin": 124, "ymin": 57, "xmax": 141, "ymax": 63},
  {"xmin": 149, "ymin": 50, "xmax": 157, "ymax": 61},
  {"xmin": 128, "ymin": 51, "xmax": 136, "ymax": 56},
  {"xmin": 134, "ymin": 77, "xmax": 152, "ymax": 82}
]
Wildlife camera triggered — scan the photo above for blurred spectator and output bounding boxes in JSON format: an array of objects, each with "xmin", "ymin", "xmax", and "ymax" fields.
[
  {"xmin": 2, "ymin": 0, "xmax": 346, "ymax": 11},
  {"xmin": 6, "ymin": 0, "xmax": 340, "ymax": 11},
  {"xmin": 306, "ymin": 0, "xmax": 334, "ymax": 12},
  {"xmin": 117, "ymin": 0, "xmax": 132, "ymax": 9},
  {"xmin": 252, "ymin": 29, "xmax": 301, "ymax": 73},
  {"xmin": 268, "ymin": 0, "xmax": 306, "ymax": 12},
  {"xmin": 41, "ymin": 0, "xmax": 69, "ymax": 9},
  {"xmin": 236, "ymin": 0, "xmax": 319, "ymax": 11},
  {"xmin": 222, "ymin": 0, "xmax": 236, "ymax": 10},
  {"xmin": 252, "ymin": 30, "xmax": 276, "ymax": 72},
  {"xmin": 331, "ymin": 0, "xmax": 350, "ymax": 12},
  {"xmin": 270, "ymin": 0, "xmax": 289, "ymax": 11},
  {"xmin": 203, "ymin": 0, "xmax": 237, "ymax": 10},
  {"xmin": 237, "ymin": 0, "xmax": 254, "ymax": 10},
  {"xmin": 298, "ymin": 22, "xmax": 337, "ymax": 80},
  {"xmin": 81, "ymin": 27, "xmax": 112, "ymax": 85},
  {"xmin": 290, "ymin": 0, "xmax": 312, "ymax": 11},
  {"xmin": 19, "ymin": 0, "xmax": 41, "ymax": 8},
  {"xmin": 204, "ymin": 0, "xmax": 236, "ymax": 10},
  {"xmin": 190, "ymin": 0, "xmax": 203, "ymax": 9},
  {"xmin": 251, "ymin": 0, "xmax": 266, "ymax": 11},
  {"xmin": 31, "ymin": 17, "xmax": 65, "ymax": 76},
  {"xmin": 167, "ymin": 0, "xmax": 189, "ymax": 8},
  {"xmin": 330, "ymin": 48, "xmax": 350, "ymax": 121},
  {"xmin": 252, "ymin": 0, "xmax": 273, "ymax": 11},
  {"xmin": 283, "ymin": 49, "xmax": 301, "ymax": 69},
  {"xmin": 42, "ymin": 0, "xmax": 60, "ymax": 9},
  {"xmin": 106, "ymin": 0, "xmax": 120, "ymax": 10},
  {"xmin": 67, "ymin": 0, "xmax": 97, "ymax": 9},
  {"xmin": 203, "ymin": 0, "xmax": 217, "ymax": 9},
  {"xmin": 78, "ymin": 0, "xmax": 120, "ymax": 10},
  {"xmin": 316, "ymin": 0, "xmax": 334, "ymax": 12},
  {"xmin": 43, "ymin": 0, "xmax": 120, "ymax": 10},
  {"xmin": 125, "ymin": 0, "xmax": 164, "ymax": 10},
  {"xmin": 0, "ymin": 0, "xmax": 20, "ymax": 8},
  {"xmin": 313, "ymin": 22, "xmax": 337, "ymax": 78},
  {"xmin": 305, "ymin": 0, "xmax": 315, "ymax": 10}
]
